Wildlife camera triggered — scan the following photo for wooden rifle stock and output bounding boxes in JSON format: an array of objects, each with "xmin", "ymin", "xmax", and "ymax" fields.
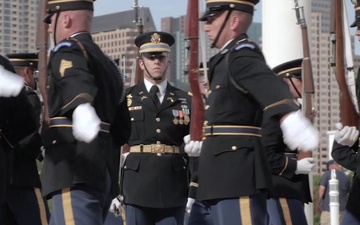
[
  {"xmin": 36, "ymin": 0, "xmax": 49, "ymax": 135},
  {"xmin": 186, "ymin": 0, "xmax": 204, "ymax": 141},
  {"xmin": 294, "ymin": 1, "xmax": 315, "ymax": 159},
  {"xmin": 331, "ymin": 0, "xmax": 358, "ymax": 127}
]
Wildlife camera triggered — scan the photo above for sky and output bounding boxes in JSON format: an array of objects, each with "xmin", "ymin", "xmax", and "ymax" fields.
[
  {"xmin": 93, "ymin": 0, "xmax": 263, "ymax": 29},
  {"xmin": 94, "ymin": 1, "xmax": 359, "ymax": 53}
]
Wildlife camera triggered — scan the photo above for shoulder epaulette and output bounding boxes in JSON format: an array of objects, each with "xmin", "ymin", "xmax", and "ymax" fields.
[{"xmin": 53, "ymin": 41, "xmax": 73, "ymax": 52}]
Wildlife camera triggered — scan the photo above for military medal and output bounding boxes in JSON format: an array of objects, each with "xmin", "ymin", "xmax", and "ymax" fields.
[
  {"xmin": 178, "ymin": 110, "xmax": 184, "ymax": 125},
  {"xmin": 183, "ymin": 108, "xmax": 190, "ymax": 125},
  {"xmin": 172, "ymin": 110, "xmax": 179, "ymax": 125}
]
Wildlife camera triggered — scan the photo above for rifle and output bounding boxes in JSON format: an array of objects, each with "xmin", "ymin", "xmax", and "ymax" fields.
[
  {"xmin": 294, "ymin": 0, "xmax": 315, "ymax": 159},
  {"xmin": 330, "ymin": 0, "xmax": 358, "ymax": 127},
  {"xmin": 186, "ymin": 0, "xmax": 204, "ymax": 141},
  {"xmin": 133, "ymin": 0, "xmax": 144, "ymax": 85},
  {"xmin": 36, "ymin": 0, "xmax": 49, "ymax": 135}
]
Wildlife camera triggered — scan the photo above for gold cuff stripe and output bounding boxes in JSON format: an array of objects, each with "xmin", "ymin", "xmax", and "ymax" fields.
[
  {"xmin": 62, "ymin": 188, "xmax": 75, "ymax": 225},
  {"xmin": 9, "ymin": 59, "xmax": 38, "ymax": 62},
  {"xmin": 61, "ymin": 93, "xmax": 93, "ymax": 110},
  {"xmin": 263, "ymin": 99, "xmax": 294, "ymax": 111},
  {"xmin": 190, "ymin": 182, "xmax": 199, "ymax": 188},
  {"xmin": 34, "ymin": 188, "xmax": 48, "ymax": 225},
  {"xmin": 239, "ymin": 196, "xmax": 252, "ymax": 225},
  {"xmin": 279, "ymin": 198, "xmax": 293, "ymax": 225},
  {"xmin": 207, "ymin": 0, "xmax": 255, "ymax": 6},
  {"xmin": 279, "ymin": 157, "xmax": 288, "ymax": 176},
  {"xmin": 276, "ymin": 67, "xmax": 302, "ymax": 76}
]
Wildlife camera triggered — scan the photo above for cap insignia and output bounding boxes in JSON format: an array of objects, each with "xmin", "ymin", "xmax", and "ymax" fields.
[{"xmin": 151, "ymin": 33, "xmax": 161, "ymax": 44}]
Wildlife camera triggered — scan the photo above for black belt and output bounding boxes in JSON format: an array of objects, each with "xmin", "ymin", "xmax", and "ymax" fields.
[
  {"xmin": 203, "ymin": 125, "xmax": 261, "ymax": 137},
  {"xmin": 49, "ymin": 117, "xmax": 110, "ymax": 133},
  {"xmin": 283, "ymin": 152, "xmax": 297, "ymax": 159}
]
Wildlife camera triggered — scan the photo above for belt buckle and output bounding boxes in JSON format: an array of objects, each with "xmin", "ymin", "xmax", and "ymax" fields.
[{"xmin": 152, "ymin": 144, "xmax": 165, "ymax": 153}]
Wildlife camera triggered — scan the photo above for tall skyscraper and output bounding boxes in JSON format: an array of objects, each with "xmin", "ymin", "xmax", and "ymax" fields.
[{"xmin": 0, "ymin": 0, "xmax": 40, "ymax": 54}]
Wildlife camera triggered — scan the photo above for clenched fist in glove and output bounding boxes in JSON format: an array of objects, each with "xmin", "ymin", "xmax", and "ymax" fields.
[
  {"xmin": 0, "ymin": 65, "xmax": 24, "ymax": 97},
  {"xmin": 295, "ymin": 157, "xmax": 315, "ymax": 175},
  {"xmin": 186, "ymin": 197, "xmax": 195, "ymax": 214},
  {"xmin": 334, "ymin": 123, "xmax": 359, "ymax": 147},
  {"xmin": 183, "ymin": 134, "xmax": 202, "ymax": 157},
  {"xmin": 280, "ymin": 110, "xmax": 319, "ymax": 151},
  {"xmin": 72, "ymin": 103, "xmax": 101, "ymax": 143},
  {"xmin": 109, "ymin": 197, "xmax": 122, "ymax": 216}
]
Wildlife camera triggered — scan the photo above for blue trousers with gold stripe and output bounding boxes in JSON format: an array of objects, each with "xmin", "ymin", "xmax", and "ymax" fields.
[
  {"xmin": 49, "ymin": 186, "xmax": 113, "ymax": 225},
  {"xmin": 0, "ymin": 187, "xmax": 50, "ymax": 225},
  {"xmin": 267, "ymin": 198, "xmax": 307, "ymax": 225},
  {"xmin": 206, "ymin": 193, "xmax": 268, "ymax": 225}
]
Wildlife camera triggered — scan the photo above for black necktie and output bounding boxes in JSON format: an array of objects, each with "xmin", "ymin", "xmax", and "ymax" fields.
[{"xmin": 150, "ymin": 85, "xmax": 161, "ymax": 109}]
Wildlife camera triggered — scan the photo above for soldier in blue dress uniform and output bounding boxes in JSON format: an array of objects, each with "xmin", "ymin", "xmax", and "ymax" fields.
[
  {"xmin": 331, "ymin": 1, "xmax": 360, "ymax": 224},
  {"xmin": 197, "ymin": 1, "xmax": 319, "ymax": 224},
  {"xmin": 42, "ymin": 0, "xmax": 131, "ymax": 224},
  {"xmin": 121, "ymin": 31, "xmax": 191, "ymax": 225},
  {"xmin": 0, "ymin": 53, "xmax": 50, "ymax": 225},
  {"xmin": 263, "ymin": 59, "xmax": 315, "ymax": 225},
  {"xmin": 0, "ymin": 55, "xmax": 38, "ymax": 206}
]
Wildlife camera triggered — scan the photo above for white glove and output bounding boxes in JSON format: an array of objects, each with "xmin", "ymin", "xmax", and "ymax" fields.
[
  {"xmin": 109, "ymin": 197, "xmax": 121, "ymax": 215},
  {"xmin": 0, "ymin": 65, "xmax": 24, "ymax": 97},
  {"xmin": 280, "ymin": 110, "xmax": 319, "ymax": 151},
  {"xmin": 120, "ymin": 152, "xmax": 129, "ymax": 167},
  {"xmin": 72, "ymin": 103, "xmax": 100, "ymax": 143},
  {"xmin": 184, "ymin": 135, "xmax": 202, "ymax": 157},
  {"xmin": 295, "ymin": 157, "xmax": 315, "ymax": 175},
  {"xmin": 186, "ymin": 197, "xmax": 195, "ymax": 214},
  {"xmin": 334, "ymin": 123, "xmax": 359, "ymax": 147}
]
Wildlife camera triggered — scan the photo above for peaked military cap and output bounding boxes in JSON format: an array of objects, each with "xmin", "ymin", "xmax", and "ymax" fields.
[
  {"xmin": 6, "ymin": 53, "xmax": 38, "ymax": 69},
  {"xmin": 135, "ymin": 31, "xmax": 175, "ymax": 57},
  {"xmin": 200, "ymin": 0, "xmax": 259, "ymax": 21},
  {"xmin": 272, "ymin": 58, "xmax": 303, "ymax": 79},
  {"xmin": 351, "ymin": 0, "xmax": 360, "ymax": 27},
  {"xmin": 44, "ymin": 0, "xmax": 95, "ymax": 24}
]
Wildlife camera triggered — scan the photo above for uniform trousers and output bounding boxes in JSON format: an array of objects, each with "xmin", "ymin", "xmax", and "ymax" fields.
[
  {"xmin": 0, "ymin": 187, "xmax": 49, "ymax": 225},
  {"xmin": 267, "ymin": 198, "xmax": 307, "ymax": 225},
  {"xmin": 187, "ymin": 201, "xmax": 212, "ymax": 225},
  {"xmin": 206, "ymin": 193, "xmax": 268, "ymax": 225},
  {"xmin": 341, "ymin": 211, "xmax": 360, "ymax": 225},
  {"xmin": 49, "ymin": 171, "xmax": 112, "ymax": 225},
  {"xmin": 104, "ymin": 211, "xmax": 124, "ymax": 225},
  {"xmin": 125, "ymin": 204, "xmax": 185, "ymax": 225}
]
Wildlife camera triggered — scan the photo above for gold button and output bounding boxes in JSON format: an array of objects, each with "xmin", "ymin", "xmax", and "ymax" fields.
[
  {"xmin": 124, "ymin": 166, "xmax": 127, "ymax": 169},
  {"xmin": 156, "ymin": 129, "xmax": 161, "ymax": 133},
  {"xmin": 131, "ymin": 118, "xmax": 134, "ymax": 121},
  {"xmin": 231, "ymin": 146, "xmax": 237, "ymax": 150},
  {"xmin": 215, "ymin": 85, "xmax": 220, "ymax": 89},
  {"xmin": 205, "ymin": 105, "xmax": 210, "ymax": 110},
  {"xmin": 204, "ymin": 120, "xmax": 208, "ymax": 125},
  {"xmin": 157, "ymin": 153, "xmax": 162, "ymax": 156},
  {"xmin": 208, "ymin": 90, "xmax": 212, "ymax": 95},
  {"xmin": 156, "ymin": 118, "xmax": 160, "ymax": 122},
  {"xmin": 52, "ymin": 140, "xmax": 57, "ymax": 144}
]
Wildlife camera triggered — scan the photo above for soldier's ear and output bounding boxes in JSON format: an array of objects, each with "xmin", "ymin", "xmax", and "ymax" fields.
[{"xmin": 139, "ymin": 58, "xmax": 145, "ymax": 70}]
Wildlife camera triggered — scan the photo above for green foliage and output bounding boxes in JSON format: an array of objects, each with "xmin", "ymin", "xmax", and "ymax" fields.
[{"xmin": 313, "ymin": 174, "xmax": 321, "ymax": 225}]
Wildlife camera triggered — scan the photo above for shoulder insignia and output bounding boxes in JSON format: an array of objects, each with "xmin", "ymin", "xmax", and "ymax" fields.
[
  {"xmin": 53, "ymin": 42, "xmax": 73, "ymax": 52},
  {"xmin": 234, "ymin": 42, "xmax": 256, "ymax": 51},
  {"xmin": 59, "ymin": 59, "xmax": 73, "ymax": 77},
  {"xmin": 188, "ymin": 92, "xmax": 193, "ymax": 96}
]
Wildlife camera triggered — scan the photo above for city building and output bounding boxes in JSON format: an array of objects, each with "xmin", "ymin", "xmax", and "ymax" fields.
[
  {"xmin": 91, "ymin": 8, "xmax": 156, "ymax": 87},
  {"xmin": 0, "ymin": 0, "xmax": 40, "ymax": 54}
]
